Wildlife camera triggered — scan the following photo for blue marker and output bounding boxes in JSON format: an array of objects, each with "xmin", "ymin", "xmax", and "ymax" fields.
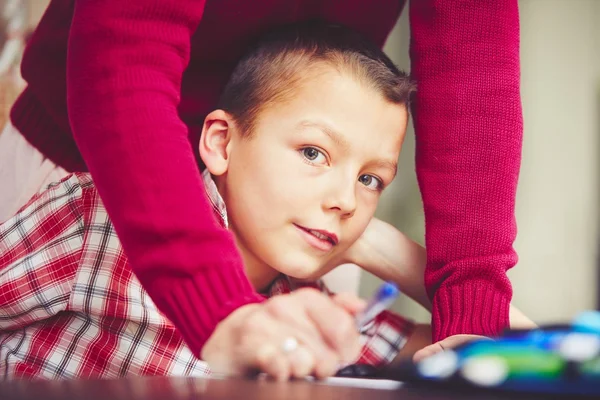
[{"xmin": 355, "ymin": 282, "xmax": 400, "ymax": 330}]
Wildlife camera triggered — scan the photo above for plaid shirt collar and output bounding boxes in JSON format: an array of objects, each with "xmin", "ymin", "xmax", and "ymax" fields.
[{"xmin": 202, "ymin": 169, "xmax": 228, "ymax": 228}]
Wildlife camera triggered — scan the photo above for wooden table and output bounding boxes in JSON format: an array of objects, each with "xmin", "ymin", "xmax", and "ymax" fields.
[{"xmin": 0, "ymin": 376, "xmax": 556, "ymax": 400}]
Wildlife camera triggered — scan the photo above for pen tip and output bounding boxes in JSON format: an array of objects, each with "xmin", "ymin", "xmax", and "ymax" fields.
[{"xmin": 381, "ymin": 282, "xmax": 399, "ymax": 297}]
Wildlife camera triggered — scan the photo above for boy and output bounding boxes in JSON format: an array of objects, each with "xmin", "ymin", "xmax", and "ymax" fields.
[{"xmin": 0, "ymin": 22, "xmax": 524, "ymax": 380}]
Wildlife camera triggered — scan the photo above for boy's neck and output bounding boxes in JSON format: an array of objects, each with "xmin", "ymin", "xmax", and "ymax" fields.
[
  {"xmin": 231, "ymin": 231, "xmax": 281, "ymax": 292},
  {"xmin": 246, "ymin": 264, "xmax": 282, "ymax": 293}
]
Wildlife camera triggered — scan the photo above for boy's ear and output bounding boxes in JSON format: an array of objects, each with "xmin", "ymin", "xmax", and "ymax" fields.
[{"xmin": 199, "ymin": 110, "xmax": 235, "ymax": 176}]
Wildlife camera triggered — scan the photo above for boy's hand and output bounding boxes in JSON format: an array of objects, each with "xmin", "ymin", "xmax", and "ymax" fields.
[{"xmin": 201, "ymin": 288, "xmax": 364, "ymax": 380}]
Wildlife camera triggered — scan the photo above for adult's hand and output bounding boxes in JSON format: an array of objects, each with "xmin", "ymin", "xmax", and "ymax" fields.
[
  {"xmin": 413, "ymin": 304, "xmax": 537, "ymax": 362},
  {"xmin": 201, "ymin": 288, "xmax": 364, "ymax": 380},
  {"xmin": 413, "ymin": 334, "xmax": 488, "ymax": 362}
]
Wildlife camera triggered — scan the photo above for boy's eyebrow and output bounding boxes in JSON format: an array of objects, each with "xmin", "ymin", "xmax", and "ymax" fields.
[
  {"xmin": 372, "ymin": 160, "xmax": 398, "ymax": 178},
  {"xmin": 298, "ymin": 120, "xmax": 398, "ymax": 177},
  {"xmin": 297, "ymin": 120, "xmax": 350, "ymax": 151}
]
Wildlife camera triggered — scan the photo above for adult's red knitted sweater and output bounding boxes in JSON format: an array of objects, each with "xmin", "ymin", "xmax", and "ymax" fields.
[{"xmin": 10, "ymin": 0, "xmax": 522, "ymax": 356}]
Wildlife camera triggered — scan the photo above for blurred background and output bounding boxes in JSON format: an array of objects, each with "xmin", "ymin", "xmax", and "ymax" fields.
[{"xmin": 1, "ymin": 0, "xmax": 599, "ymax": 326}]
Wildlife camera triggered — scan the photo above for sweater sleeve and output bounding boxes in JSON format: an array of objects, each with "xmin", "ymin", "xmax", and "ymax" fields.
[
  {"xmin": 66, "ymin": 0, "xmax": 264, "ymax": 356},
  {"xmin": 409, "ymin": 0, "xmax": 522, "ymax": 341}
]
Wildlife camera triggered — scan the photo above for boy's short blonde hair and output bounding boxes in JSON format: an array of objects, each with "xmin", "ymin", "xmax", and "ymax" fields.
[{"xmin": 217, "ymin": 20, "xmax": 416, "ymax": 137}]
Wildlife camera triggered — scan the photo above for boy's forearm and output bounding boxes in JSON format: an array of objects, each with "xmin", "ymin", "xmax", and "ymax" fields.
[
  {"xmin": 351, "ymin": 218, "xmax": 536, "ymax": 330},
  {"xmin": 349, "ymin": 218, "xmax": 430, "ymax": 310}
]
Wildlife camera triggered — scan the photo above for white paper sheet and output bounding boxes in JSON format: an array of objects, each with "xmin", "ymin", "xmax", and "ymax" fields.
[{"xmin": 312, "ymin": 376, "xmax": 404, "ymax": 390}]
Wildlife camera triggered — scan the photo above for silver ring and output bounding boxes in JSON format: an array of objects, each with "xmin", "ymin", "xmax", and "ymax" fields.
[{"xmin": 281, "ymin": 337, "xmax": 299, "ymax": 354}]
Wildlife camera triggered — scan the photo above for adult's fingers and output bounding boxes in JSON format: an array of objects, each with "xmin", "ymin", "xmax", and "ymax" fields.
[
  {"xmin": 238, "ymin": 309, "xmax": 325, "ymax": 380},
  {"xmin": 254, "ymin": 342, "xmax": 291, "ymax": 381},
  {"xmin": 292, "ymin": 288, "xmax": 362, "ymax": 363},
  {"xmin": 413, "ymin": 334, "xmax": 490, "ymax": 363},
  {"xmin": 264, "ymin": 293, "xmax": 340, "ymax": 365},
  {"xmin": 330, "ymin": 292, "xmax": 367, "ymax": 315},
  {"xmin": 288, "ymin": 345, "xmax": 316, "ymax": 379}
]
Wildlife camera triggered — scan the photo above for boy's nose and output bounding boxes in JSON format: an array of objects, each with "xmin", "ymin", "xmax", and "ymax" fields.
[{"xmin": 324, "ymin": 178, "xmax": 356, "ymax": 218}]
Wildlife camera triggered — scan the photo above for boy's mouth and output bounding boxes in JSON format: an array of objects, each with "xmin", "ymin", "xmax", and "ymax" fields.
[{"xmin": 293, "ymin": 224, "xmax": 339, "ymax": 246}]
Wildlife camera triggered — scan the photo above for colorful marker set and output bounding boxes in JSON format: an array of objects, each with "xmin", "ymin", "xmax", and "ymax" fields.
[{"xmin": 411, "ymin": 311, "xmax": 600, "ymax": 396}]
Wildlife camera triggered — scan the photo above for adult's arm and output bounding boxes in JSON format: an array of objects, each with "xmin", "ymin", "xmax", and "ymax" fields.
[
  {"xmin": 66, "ymin": 0, "xmax": 263, "ymax": 356},
  {"xmin": 409, "ymin": 0, "xmax": 523, "ymax": 341}
]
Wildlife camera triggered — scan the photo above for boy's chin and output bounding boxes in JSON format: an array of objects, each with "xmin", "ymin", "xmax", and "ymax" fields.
[
  {"xmin": 266, "ymin": 248, "xmax": 340, "ymax": 282},
  {"xmin": 275, "ymin": 260, "xmax": 328, "ymax": 282}
]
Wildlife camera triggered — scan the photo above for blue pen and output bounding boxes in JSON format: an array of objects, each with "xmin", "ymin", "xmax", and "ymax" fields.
[{"xmin": 355, "ymin": 282, "xmax": 400, "ymax": 330}]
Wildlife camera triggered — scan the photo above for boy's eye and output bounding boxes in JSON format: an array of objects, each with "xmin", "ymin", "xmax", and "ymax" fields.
[
  {"xmin": 358, "ymin": 174, "xmax": 382, "ymax": 191},
  {"xmin": 301, "ymin": 147, "xmax": 327, "ymax": 164}
]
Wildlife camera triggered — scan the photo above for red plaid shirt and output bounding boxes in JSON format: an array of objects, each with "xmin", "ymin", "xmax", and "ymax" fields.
[{"xmin": 0, "ymin": 172, "xmax": 414, "ymax": 379}]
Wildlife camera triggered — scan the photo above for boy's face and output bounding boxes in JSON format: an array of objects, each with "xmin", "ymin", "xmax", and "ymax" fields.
[{"xmin": 207, "ymin": 67, "xmax": 407, "ymax": 289}]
